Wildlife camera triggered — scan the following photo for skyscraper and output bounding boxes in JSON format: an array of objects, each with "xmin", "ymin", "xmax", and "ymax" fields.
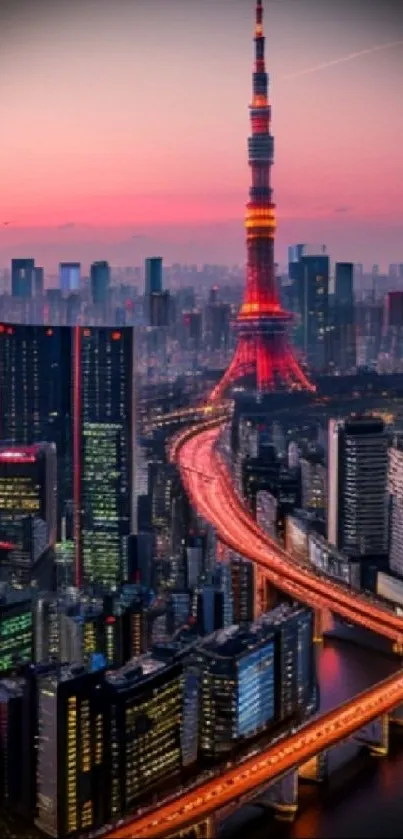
[
  {"xmin": 0, "ymin": 325, "xmax": 72, "ymax": 508},
  {"xmin": 144, "ymin": 257, "xmax": 163, "ymax": 296},
  {"xmin": 11, "ymin": 259, "xmax": 35, "ymax": 298},
  {"xmin": 388, "ymin": 436, "xmax": 403, "ymax": 577},
  {"xmin": 296, "ymin": 250, "xmax": 330, "ymax": 370},
  {"xmin": 230, "ymin": 555, "xmax": 256, "ymax": 624},
  {"xmin": 33, "ymin": 267, "xmax": 44, "ymax": 297},
  {"xmin": 328, "ymin": 417, "xmax": 389, "ymax": 558},
  {"xmin": 59, "ymin": 262, "xmax": 81, "ymax": 295},
  {"xmin": 90, "ymin": 261, "xmax": 110, "ymax": 305},
  {"xmin": 73, "ymin": 327, "xmax": 136, "ymax": 586},
  {"xmin": 0, "ymin": 443, "xmax": 57, "ymax": 581},
  {"xmin": 0, "ymin": 589, "xmax": 33, "ymax": 672},
  {"xmin": 0, "ymin": 325, "xmax": 137, "ymax": 586},
  {"xmin": 105, "ymin": 651, "xmax": 182, "ymax": 819},
  {"xmin": 35, "ymin": 665, "xmax": 107, "ymax": 838},
  {"xmin": 331, "ymin": 262, "xmax": 355, "ymax": 371}
]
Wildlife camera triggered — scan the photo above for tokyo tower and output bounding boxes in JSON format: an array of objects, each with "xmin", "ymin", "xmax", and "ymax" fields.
[{"xmin": 210, "ymin": 0, "xmax": 314, "ymax": 402}]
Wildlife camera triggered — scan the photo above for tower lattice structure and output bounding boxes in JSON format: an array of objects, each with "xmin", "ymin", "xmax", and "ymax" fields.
[{"xmin": 210, "ymin": 0, "xmax": 314, "ymax": 402}]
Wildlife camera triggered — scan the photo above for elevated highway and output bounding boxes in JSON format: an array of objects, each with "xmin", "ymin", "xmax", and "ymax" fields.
[
  {"xmin": 142, "ymin": 401, "xmax": 232, "ymax": 436},
  {"xmin": 107, "ymin": 670, "xmax": 403, "ymax": 838},
  {"xmin": 172, "ymin": 419, "xmax": 403, "ymax": 644},
  {"xmin": 105, "ymin": 415, "xmax": 403, "ymax": 839}
]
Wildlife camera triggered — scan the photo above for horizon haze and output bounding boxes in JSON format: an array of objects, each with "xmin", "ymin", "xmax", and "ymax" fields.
[{"xmin": 1, "ymin": 0, "xmax": 402, "ymax": 272}]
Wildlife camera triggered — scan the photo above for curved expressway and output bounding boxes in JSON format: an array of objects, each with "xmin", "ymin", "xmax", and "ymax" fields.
[
  {"xmin": 106, "ymin": 419, "xmax": 403, "ymax": 839},
  {"xmin": 108, "ymin": 671, "xmax": 403, "ymax": 839},
  {"xmin": 171, "ymin": 420, "xmax": 403, "ymax": 644}
]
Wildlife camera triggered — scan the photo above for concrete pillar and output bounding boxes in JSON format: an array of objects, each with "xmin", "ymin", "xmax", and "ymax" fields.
[
  {"xmin": 313, "ymin": 608, "xmax": 324, "ymax": 643},
  {"xmin": 261, "ymin": 770, "xmax": 299, "ymax": 821},
  {"xmin": 389, "ymin": 704, "xmax": 403, "ymax": 727},
  {"xmin": 299, "ymin": 751, "xmax": 328, "ymax": 783},
  {"xmin": 354, "ymin": 714, "xmax": 389, "ymax": 757},
  {"xmin": 196, "ymin": 816, "xmax": 216, "ymax": 838}
]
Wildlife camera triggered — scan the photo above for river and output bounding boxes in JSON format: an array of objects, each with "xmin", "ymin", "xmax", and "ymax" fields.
[
  {"xmin": 222, "ymin": 636, "xmax": 403, "ymax": 839},
  {"xmin": 1, "ymin": 636, "xmax": 402, "ymax": 838}
]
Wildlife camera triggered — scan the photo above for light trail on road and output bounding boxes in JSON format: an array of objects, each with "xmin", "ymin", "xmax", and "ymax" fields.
[
  {"xmin": 175, "ymin": 422, "xmax": 403, "ymax": 642},
  {"xmin": 105, "ymin": 417, "xmax": 403, "ymax": 839},
  {"xmin": 107, "ymin": 670, "xmax": 403, "ymax": 839}
]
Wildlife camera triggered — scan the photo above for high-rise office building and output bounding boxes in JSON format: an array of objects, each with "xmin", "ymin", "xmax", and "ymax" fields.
[
  {"xmin": 288, "ymin": 245, "xmax": 329, "ymax": 369},
  {"xmin": 328, "ymin": 417, "xmax": 389, "ymax": 557},
  {"xmin": 0, "ymin": 588, "xmax": 33, "ymax": 672},
  {"xmin": 73, "ymin": 327, "xmax": 136, "ymax": 587},
  {"xmin": 256, "ymin": 489, "xmax": 277, "ymax": 538},
  {"xmin": 35, "ymin": 664, "xmax": 107, "ymax": 838},
  {"xmin": 0, "ymin": 443, "xmax": 57, "ymax": 581},
  {"xmin": 90, "ymin": 261, "xmax": 110, "ymax": 305},
  {"xmin": 105, "ymin": 650, "xmax": 182, "ymax": 819},
  {"xmin": 144, "ymin": 257, "xmax": 163, "ymax": 296},
  {"xmin": 59, "ymin": 263, "xmax": 81, "ymax": 295},
  {"xmin": 205, "ymin": 301, "xmax": 231, "ymax": 350},
  {"xmin": 275, "ymin": 604, "xmax": 314, "ymax": 721},
  {"xmin": 59, "ymin": 604, "xmax": 104, "ymax": 666},
  {"xmin": 103, "ymin": 585, "xmax": 148, "ymax": 666},
  {"xmin": 197, "ymin": 624, "xmax": 275, "ymax": 759},
  {"xmin": 0, "ymin": 325, "xmax": 72, "ymax": 507},
  {"xmin": 149, "ymin": 290, "xmax": 170, "ymax": 327},
  {"xmin": 301, "ymin": 253, "xmax": 329, "ymax": 370},
  {"xmin": 0, "ymin": 679, "xmax": 25, "ymax": 813},
  {"xmin": 0, "ymin": 325, "xmax": 137, "ymax": 586},
  {"xmin": 197, "ymin": 603, "xmax": 314, "ymax": 759},
  {"xmin": 300, "ymin": 453, "xmax": 327, "ymax": 514},
  {"xmin": 11, "ymin": 259, "xmax": 35, "ymax": 298},
  {"xmin": 33, "ymin": 267, "xmax": 44, "ymax": 297},
  {"xmin": 384, "ymin": 291, "xmax": 403, "ymax": 365},
  {"xmin": 331, "ymin": 262, "xmax": 356, "ymax": 371},
  {"xmin": 388, "ymin": 436, "xmax": 403, "ymax": 577},
  {"xmin": 230, "ymin": 556, "xmax": 256, "ymax": 624},
  {"xmin": 195, "ymin": 586, "xmax": 225, "ymax": 635},
  {"xmin": 127, "ymin": 532, "xmax": 154, "ymax": 588}
]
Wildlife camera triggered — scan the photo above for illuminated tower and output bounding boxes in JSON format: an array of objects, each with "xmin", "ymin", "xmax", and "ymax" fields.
[{"xmin": 210, "ymin": 0, "xmax": 314, "ymax": 401}]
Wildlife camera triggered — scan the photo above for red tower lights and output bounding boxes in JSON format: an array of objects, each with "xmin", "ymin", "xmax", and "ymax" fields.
[{"xmin": 210, "ymin": 0, "xmax": 314, "ymax": 401}]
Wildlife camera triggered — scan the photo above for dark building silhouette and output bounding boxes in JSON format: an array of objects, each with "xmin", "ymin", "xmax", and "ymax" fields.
[{"xmin": 11, "ymin": 259, "xmax": 35, "ymax": 298}]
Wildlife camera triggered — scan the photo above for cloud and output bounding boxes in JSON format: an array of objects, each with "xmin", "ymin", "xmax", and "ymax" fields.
[
  {"xmin": 283, "ymin": 40, "xmax": 403, "ymax": 80},
  {"xmin": 56, "ymin": 222, "xmax": 76, "ymax": 230},
  {"xmin": 334, "ymin": 206, "xmax": 351, "ymax": 214}
]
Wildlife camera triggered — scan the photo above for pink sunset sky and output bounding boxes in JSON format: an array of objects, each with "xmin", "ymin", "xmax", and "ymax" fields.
[{"xmin": 0, "ymin": 0, "xmax": 402, "ymax": 271}]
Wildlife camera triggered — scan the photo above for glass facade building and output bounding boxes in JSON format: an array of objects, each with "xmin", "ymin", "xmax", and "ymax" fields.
[
  {"xmin": 73, "ymin": 327, "xmax": 136, "ymax": 586},
  {"xmin": 105, "ymin": 652, "xmax": 182, "ymax": 819},
  {"xmin": 198, "ymin": 603, "xmax": 315, "ymax": 759},
  {"xmin": 328, "ymin": 416, "xmax": 389, "ymax": 558},
  {"xmin": 0, "ymin": 325, "xmax": 137, "ymax": 587},
  {"xmin": 0, "ymin": 444, "xmax": 57, "ymax": 582},
  {"xmin": 11, "ymin": 259, "xmax": 35, "ymax": 298},
  {"xmin": 144, "ymin": 257, "xmax": 163, "ymax": 296},
  {"xmin": 0, "ymin": 590, "xmax": 33, "ymax": 672},
  {"xmin": 35, "ymin": 665, "xmax": 106, "ymax": 839},
  {"xmin": 237, "ymin": 639, "xmax": 275, "ymax": 738},
  {"xmin": 90, "ymin": 261, "xmax": 110, "ymax": 305},
  {"xmin": 59, "ymin": 263, "xmax": 81, "ymax": 295}
]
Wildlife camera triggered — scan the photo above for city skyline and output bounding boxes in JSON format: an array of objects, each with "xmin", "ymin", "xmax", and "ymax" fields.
[{"xmin": 1, "ymin": 0, "xmax": 403, "ymax": 270}]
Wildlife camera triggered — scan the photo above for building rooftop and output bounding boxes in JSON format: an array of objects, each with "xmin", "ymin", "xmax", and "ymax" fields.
[
  {"xmin": 106, "ymin": 652, "xmax": 168, "ymax": 689},
  {"xmin": 0, "ymin": 584, "xmax": 33, "ymax": 607},
  {"xmin": 0, "ymin": 678, "xmax": 24, "ymax": 700},
  {"xmin": 199, "ymin": 603, "xmax": 307, "ymax": 661}
]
